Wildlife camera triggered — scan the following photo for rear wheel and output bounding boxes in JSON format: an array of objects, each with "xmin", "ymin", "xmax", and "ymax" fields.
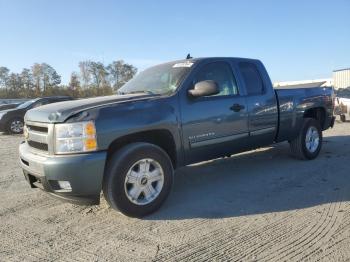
[
  {"xmin": 103, "ymin": 142, "xmax": 173, "ymax": 217},
  {"xmin": 7, "ymin": 118, "xmax": 24, "ymax": 134},
  {"xmin": 290, "ymin": 118, "xmax": 322, "ymax": 160}
]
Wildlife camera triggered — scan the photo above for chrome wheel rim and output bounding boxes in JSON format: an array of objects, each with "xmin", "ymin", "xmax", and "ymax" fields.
[
  {"xmin": 124, "ymin": 158, "xmax": 164, "ymax": 205},
  {"xmin": 305, "ymin": 126, "xmax": 319, "ymax": 153},
  {"xmin": 10, "ymin": 120, "xmax": 23, "ymax": 133}
]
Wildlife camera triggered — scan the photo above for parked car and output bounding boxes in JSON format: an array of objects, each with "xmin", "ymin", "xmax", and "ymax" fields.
[
  {"xmin": 334, "ymin": 97, "xmax": 350, "ymax": 122},
  {"xmin": 19, "ymin": 57, "xmax": 335, "ymax": 217},
  {"xmin": 0, "ymin": 96, "xmax": 73, "ymax": 134},
  {"xmin": 0, "ymin": 102, "xmax": 23, "ymax": 111}
]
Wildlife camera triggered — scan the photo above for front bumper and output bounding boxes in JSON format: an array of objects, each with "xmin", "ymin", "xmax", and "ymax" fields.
[{"xmin": 19, "ymin": 142, "xmax": 107, "ymax": 205}]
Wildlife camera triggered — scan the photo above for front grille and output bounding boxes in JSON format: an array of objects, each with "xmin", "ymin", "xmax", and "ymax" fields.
[
  {"xmin": 26, "ymin": 122, "xmax": 50, "ymax": 153},
  {"xmin": 28, "ymin": 140, "xmax": 49, "ymax": 151},
  {"xmin": 27, "ymin": 125, "xmax": 48, "ymax": 133}
]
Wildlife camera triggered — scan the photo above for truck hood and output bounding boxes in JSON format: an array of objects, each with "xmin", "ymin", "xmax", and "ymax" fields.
[{"xmin": 25, "ymin": 94, "xmax": 157, "ymax": 123}]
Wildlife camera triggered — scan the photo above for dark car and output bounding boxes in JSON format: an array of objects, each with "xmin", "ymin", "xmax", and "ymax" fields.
[
  {"xmin": 0, "ymin": 96, "xmax": 73, "ymax": 134},
  {"xmin": 0, "ymin": 102, "xmax": 23, "ymax": 111},
  {"xmin": 19, "ymin": 57, "xmax": 335, "ymax": 217}
]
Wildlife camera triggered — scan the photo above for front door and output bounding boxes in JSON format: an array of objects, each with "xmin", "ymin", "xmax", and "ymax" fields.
[{"xmin": 180, "ymin": 61, "xmax": 249, "ymax": 164}]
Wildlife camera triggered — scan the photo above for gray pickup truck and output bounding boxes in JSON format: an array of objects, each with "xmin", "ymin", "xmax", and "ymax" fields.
[{"xmin": 19, "ymin": 57, "xmax": 335, "ymax": 217}]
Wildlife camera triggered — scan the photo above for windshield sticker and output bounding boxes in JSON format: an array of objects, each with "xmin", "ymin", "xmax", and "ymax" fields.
[{"xmin": 173, "ymin": 62, "xmax": 194, "ymax": 68}]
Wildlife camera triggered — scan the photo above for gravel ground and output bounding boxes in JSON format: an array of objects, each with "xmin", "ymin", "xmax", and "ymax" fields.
[{"xmin": 1, "ymin": 120, "xmax": 350, "ymax": 262}]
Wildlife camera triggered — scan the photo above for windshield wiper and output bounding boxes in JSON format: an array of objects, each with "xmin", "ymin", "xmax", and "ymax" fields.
[{"xmin": 120, "ymin": 90, "xmax": 157, "ymax": 95}]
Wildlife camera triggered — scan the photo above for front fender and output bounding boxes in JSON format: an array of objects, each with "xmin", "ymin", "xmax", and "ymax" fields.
[{"xmin": 86, "ymin": 96, "xmax": 183, "ymax": 165}]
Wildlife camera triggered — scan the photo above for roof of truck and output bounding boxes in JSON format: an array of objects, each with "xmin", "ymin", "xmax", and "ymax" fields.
[
  {"xmin": 154, "ymin": 57, "xmax": 261, "ymax": 68},
  {"xmin": 182, "ymin": 56, "xmax": 260, "ymax": 62}
]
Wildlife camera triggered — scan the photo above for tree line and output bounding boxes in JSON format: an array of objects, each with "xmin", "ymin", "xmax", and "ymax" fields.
[{"xmin": 0, "ymin": 60, "xmax": 137, "ymax": 98}]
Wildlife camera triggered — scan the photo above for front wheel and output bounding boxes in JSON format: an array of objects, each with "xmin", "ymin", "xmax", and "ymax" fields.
[
  {"xmin": 103, "ymin": 142, "xmax": 173, "ymax": 217},
  {"xmin": 7, "ymin": 118, "xmax": 24, "ymax": 134},
  {"xmin": 290, "ymin": 118, "xmax": 323, "ymax": 160}
]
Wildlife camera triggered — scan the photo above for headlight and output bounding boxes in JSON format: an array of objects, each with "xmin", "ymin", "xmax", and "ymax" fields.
[{"xmin": 54, "ymin": 121, "xmax": 98, "ymax": 154}]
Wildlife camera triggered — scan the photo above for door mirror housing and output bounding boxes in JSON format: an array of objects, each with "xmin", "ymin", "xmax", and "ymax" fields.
[{"xmin": 188, "ymin": 80, "xmax": 220, "ymax": 98}]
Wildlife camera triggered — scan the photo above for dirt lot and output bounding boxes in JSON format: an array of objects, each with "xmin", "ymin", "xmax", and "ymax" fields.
[{"xmin": 1, "ymin": 121, "xmax": 350, "ymax": 261}]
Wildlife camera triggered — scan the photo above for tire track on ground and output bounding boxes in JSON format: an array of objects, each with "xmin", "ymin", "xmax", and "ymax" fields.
[
  {"xmin": 229, "ymin": 207, "xmax": 323, "ymax": 261},
  {"xmin": 237, "ymin": 199, "xmax": 332, "ymax": 261},
  {"xmin": 154, "ymin": 212, "xmax": 299, "ymax": 261},
  {"xmin": 294, "ymin": 201, "xmax": 343, "ymax": 261},
  {"xmin": 264, "ymin": 193, "xmax": 340, "ymax": 261}
]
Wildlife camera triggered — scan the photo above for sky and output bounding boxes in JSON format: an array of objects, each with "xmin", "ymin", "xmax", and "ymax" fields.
[{"xmin": 0, "ymin": 0, "xmax": 349, "ymax": 84}]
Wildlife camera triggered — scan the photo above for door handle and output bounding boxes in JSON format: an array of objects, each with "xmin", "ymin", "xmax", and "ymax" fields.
[{"xmin": 230, "ymin": 104, "xmax": 245, "ymax": 112}]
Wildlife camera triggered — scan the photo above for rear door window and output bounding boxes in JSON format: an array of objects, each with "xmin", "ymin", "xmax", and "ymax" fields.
[{"xmin": 239, "ymin": 62, "xmax": 264, "ymax": 95}]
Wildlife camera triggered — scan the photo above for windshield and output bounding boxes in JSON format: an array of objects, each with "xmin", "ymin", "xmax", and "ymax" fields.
[
  {"xmin": 118, "ymin": 61, "xmax": 193, "ymax": 95},
  {"xmin": 16, "ymin": 100, "xmax": 36, "ymax": 109}
]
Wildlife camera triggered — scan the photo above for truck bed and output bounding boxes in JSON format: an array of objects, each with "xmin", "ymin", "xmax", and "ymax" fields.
[{"xmin": 274, "ymin": 86, "xmax": 334, "ymax": 142}]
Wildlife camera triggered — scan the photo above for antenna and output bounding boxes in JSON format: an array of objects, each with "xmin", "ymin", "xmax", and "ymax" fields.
[{"xmin": 186, "ymin": 53, "xmax": 192, "ymax": 59}]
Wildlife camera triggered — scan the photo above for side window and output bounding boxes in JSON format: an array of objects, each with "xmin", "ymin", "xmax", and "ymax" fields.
[
  {"xmin": 195, "ymin": 62, "xmax": 239, "ymax": 96},
  {"xmin": 239, "ymin": 62, "xmax": 264, "ymax": 95}
]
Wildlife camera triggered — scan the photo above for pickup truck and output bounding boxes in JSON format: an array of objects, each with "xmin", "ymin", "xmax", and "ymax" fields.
[{"xmin": 19, "ymin": 57, "xmax": 335, "ymax": 217}]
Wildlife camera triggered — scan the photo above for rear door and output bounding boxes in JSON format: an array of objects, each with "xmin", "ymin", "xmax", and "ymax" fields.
[
  {"xmin": 237, "ymin": 61, "xmax": 278, "ymax": 146},
  {"xmin": 180, "ymin": 60, "xmax": 249, "ymax": 164}
]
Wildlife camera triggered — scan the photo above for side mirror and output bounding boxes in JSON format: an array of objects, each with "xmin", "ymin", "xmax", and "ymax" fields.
[{"xmin": 188, "ymin": 80, "xmax": 220, "ymax": 98}]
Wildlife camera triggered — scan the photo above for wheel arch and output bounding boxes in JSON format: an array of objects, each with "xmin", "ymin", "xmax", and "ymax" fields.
[
  {"xmin": 303, "ymin": 107, "xmax": 326, "ymax": 130},
  {"xmin": 106, "ymin": 129, "xmax": 178, "ymax": 168}
]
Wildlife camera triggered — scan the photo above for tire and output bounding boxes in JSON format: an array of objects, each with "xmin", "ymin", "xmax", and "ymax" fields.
[
  {"xmin": 103, "ymin": 142, "xmax": 174, "ymax": 217},
  {"xmin": 290, "ymin": 118, "xmax": 323, "ymax": 160},
  {"xmin": 7, "ymin": 118, "xmax": 24, "ymax": 134},
  {"xmin": 340, "ymin": 114, "xmax": 346, "ymax": 122}
]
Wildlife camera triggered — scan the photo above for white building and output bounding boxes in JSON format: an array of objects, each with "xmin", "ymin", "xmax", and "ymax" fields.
[{"xmin": 333, "ymin": 68, "xmax": 350, "ymax": 90}]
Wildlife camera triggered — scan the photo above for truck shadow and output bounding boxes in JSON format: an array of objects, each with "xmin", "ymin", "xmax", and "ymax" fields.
[{"xmin": 148, "ymin": 133, "xmax": 350, "ymax": 220}]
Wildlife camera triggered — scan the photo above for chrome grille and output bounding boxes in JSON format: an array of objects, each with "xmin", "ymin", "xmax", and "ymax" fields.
[
  {"xmin": 27, "ymin": 124, "xmax": 48, "ymax": 133},
  {"xmin": 25, "ymin": 121, "xmax": 51, "ymax": 154},
  {"xmin": 28, "ymin": 140, "xmax": 49, "ymax": 151}
]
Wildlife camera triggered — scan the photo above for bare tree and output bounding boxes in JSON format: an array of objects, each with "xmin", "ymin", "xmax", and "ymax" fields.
[
  {"xmin": 107, "ymin": 60, "xmax": 137, "ymax": 90},
  {"xmin": 7, "ymin": 73, "xmax": 22, "ymax": 98},
  {"xmin": 30, "ymin": 63, "xmax": 61, "ymax": 95},
  {"xmin": 20, "ymin": 68, "xmax": 34, "ymax": 97},
  {"xmin": 0, "ymin": 67, "xmax": 10, "ymax": 91},
  {"xmin": 88, "ymin": 61, "xmax": 109, "ymax": 88},
  {"xmin": 31, "ymin": 63, "xmax": 42, "ymax": 96},
  {"xmin": 79, "ymin": 61, "xmax": 92, "ymax": 89},
  {"xmin": 0, "ymin": 59, "xmax": 137, "ymax": 98},
  {"xmin": 68, "ymin": 72, "xmax": 81, "ymax": 97},
  {"xmin": 41, "ymin": 63, "xmax": 61, "ymax": 93}
]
